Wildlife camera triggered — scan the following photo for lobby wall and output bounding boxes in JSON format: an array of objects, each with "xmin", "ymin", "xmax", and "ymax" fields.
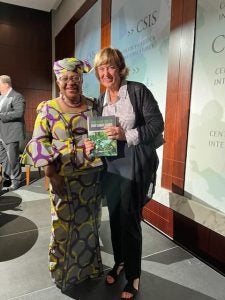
[{"xmin": 0, "ymin": 2, "xmax": 52, "ymax": 136}]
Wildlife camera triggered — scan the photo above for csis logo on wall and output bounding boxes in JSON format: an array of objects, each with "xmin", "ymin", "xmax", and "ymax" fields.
[
  {"xmin": 136, "ymin": 10, "xmax": 159, "ymax": 33},
  {"xmin": 212, "ymin": 35, "xmax": 225, "ymax": 53}
]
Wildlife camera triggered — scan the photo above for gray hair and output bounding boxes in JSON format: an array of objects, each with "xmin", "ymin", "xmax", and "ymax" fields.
[{"xmin": 0, "ymin": 75, "xmax": 12, "ymax": 86}]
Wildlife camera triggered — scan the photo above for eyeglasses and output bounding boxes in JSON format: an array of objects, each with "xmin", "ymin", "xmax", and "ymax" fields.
[
  {"xmin": 97, "ymin": 65, "xmax": 117, "ymax": 72},
  {"xmin": 58, "ymin": 75, "xmax": 82, "ymax": 83}
]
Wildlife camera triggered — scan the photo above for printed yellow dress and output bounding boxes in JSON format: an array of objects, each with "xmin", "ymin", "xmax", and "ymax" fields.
[{"xmin": 22, "ymin": 98, "xmax": 103, "ymax": 291}]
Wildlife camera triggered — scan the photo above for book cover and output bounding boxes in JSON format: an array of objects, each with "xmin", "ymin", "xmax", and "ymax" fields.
[{"xmin": 87, "ymin": 115, "xmax": 117, "ymax": 156}]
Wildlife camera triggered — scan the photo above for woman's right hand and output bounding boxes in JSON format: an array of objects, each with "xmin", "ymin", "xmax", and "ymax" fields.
[
  {"xmin": 83, "ymin": 137, "xmax": 95, "ymax": 156},
  {"xmin": 49, "ymin": 173, "xmax": 65, "ymax": 197},
  {"xmin": 44, "ymin": 163, "xmax": 65, "ymax": 197}
]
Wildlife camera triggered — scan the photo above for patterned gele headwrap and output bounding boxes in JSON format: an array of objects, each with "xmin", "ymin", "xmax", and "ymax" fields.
[{"xmin": 53, "ymin": 57, "xmax": 92, "ymax": 78}]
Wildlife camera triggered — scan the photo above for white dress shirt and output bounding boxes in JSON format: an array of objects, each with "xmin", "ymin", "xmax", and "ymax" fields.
[{"xmin": 0, "ymin": 87, "xmax": 12, "ymax": 111}]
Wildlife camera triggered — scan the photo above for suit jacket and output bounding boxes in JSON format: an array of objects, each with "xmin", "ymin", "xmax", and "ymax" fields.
[{"xmin": 0, "ymin": 89, "xmax": 26, "ymax": 144}]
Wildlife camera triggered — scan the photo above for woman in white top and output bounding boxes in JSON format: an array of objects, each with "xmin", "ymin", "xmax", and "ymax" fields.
[{"xmin": 85, "ymin": 47, "xmax": 164, "ymax": 299}]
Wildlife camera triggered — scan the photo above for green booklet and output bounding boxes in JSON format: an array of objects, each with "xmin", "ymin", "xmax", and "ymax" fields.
[{"xmin": 87, "ymin": 115, "xmax": 117, "ymax": 156}]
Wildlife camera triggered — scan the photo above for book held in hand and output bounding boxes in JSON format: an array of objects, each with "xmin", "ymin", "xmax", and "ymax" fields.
[{"xmin": 87, "ymin": 115, "xmax": 117, "ymax": 156}]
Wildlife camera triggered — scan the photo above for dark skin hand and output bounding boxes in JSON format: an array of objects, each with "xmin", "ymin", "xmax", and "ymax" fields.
[{"xmin": 44, "ymin": 164, "xmax": 65, "ymax": 197}]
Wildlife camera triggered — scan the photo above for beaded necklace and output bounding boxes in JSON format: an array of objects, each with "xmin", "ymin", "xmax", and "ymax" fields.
[{"xmin": 61, "ymin": 95, "xmax": 82, "ymax": 108}]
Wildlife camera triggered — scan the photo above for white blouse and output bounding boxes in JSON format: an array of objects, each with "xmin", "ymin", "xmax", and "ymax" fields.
[{"xmin": 102, "ymin": 81, "xmax": 140, "ymax": 146}]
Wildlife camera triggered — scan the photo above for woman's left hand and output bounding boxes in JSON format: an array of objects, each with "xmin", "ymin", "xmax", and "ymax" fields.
[
  {"xmin": 49, "ymin": 173, "xmax": 65, "ymax": 197},
  {"xmin": 83, "ymin": 137, "xmax": 95, "ymax": 156},
  {"xmin": 105, "ymin": 126, "xmax": 126, "ymax": 141}
]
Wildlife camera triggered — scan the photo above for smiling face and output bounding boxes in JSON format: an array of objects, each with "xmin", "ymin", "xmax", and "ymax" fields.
[
  {"xmin": 97, "ymin": 64, "xmax": 121, "ymax": 90},
  {"xmin": 57, "ymin": 71, "xmax": 83, "ymax": 100},
  {"xmin": 94, "ymin": 48, "xmax": 129, "ymax": 91}
]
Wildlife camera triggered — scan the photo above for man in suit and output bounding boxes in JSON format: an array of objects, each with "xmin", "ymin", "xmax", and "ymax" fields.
[{"xmin": 0, "ymin": 75, "xmax": 25, "ymax": 191}]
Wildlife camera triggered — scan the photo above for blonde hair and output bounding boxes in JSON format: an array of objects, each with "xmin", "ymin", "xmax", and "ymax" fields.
[
  {"xmin": 0, "ymin": 75, "xmax": 12, "ymax": 86},
  {"xmin": 94, "ymin": 47, "xmax": 129, "ymax": 80}
]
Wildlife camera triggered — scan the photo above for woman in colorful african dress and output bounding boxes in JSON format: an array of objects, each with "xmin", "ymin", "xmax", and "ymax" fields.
[{"xmin": 22, "ymin": 57, "xmax": 103, "ymax": 291}]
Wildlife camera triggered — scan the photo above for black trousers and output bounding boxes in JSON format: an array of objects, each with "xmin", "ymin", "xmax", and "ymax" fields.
[
  {"xmin": 0, "ymin": 141, "xmax": 11, "ymax": 180},
  {"xmin": 0, "ymin": 141, "xmax": 22, "ymax": 184},
  {"xmin": 103, "ymin": 145, "xmax": 142, "ymax": 281}
]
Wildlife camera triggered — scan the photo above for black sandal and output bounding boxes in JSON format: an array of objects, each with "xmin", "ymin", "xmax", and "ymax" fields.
[
  {"xmin": 105, "ymin": 263, "xmax": 124, "ymax": 285},
  {"xmin": 121, "ymin": 280, "xmax": 139, "ymax": 299}
]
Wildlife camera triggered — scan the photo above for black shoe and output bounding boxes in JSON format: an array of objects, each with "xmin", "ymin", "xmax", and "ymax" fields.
[
  {"xmin": 3, "ymin": 179, "xmax": 12, "ymax": 188},
  {"xmin": 121, "ymin": 280, "xmax": 139, "ymax": 299},
  {"xmin": 105, "ymin": 263, "xmax": 124, "ymax": 285}
]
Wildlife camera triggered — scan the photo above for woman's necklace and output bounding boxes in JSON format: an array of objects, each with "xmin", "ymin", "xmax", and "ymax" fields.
[{"xmin": 61, "ymin": 95, "xmax": 82, "ymax": 108}]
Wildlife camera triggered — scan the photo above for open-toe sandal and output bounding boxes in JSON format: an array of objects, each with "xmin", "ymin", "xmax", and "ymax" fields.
[
  {"xmin": 121, "ymin": 280, "xmax": 139, "ymax": 299},
  {"xmin": 105, "ymin": 263, "xmax": 124, "ymax": 285}
]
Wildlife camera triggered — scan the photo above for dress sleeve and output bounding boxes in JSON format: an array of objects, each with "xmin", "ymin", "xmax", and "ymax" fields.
[{"xmin": 21, "ymin": 102, "xmax": 60, "ymax": 167}]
